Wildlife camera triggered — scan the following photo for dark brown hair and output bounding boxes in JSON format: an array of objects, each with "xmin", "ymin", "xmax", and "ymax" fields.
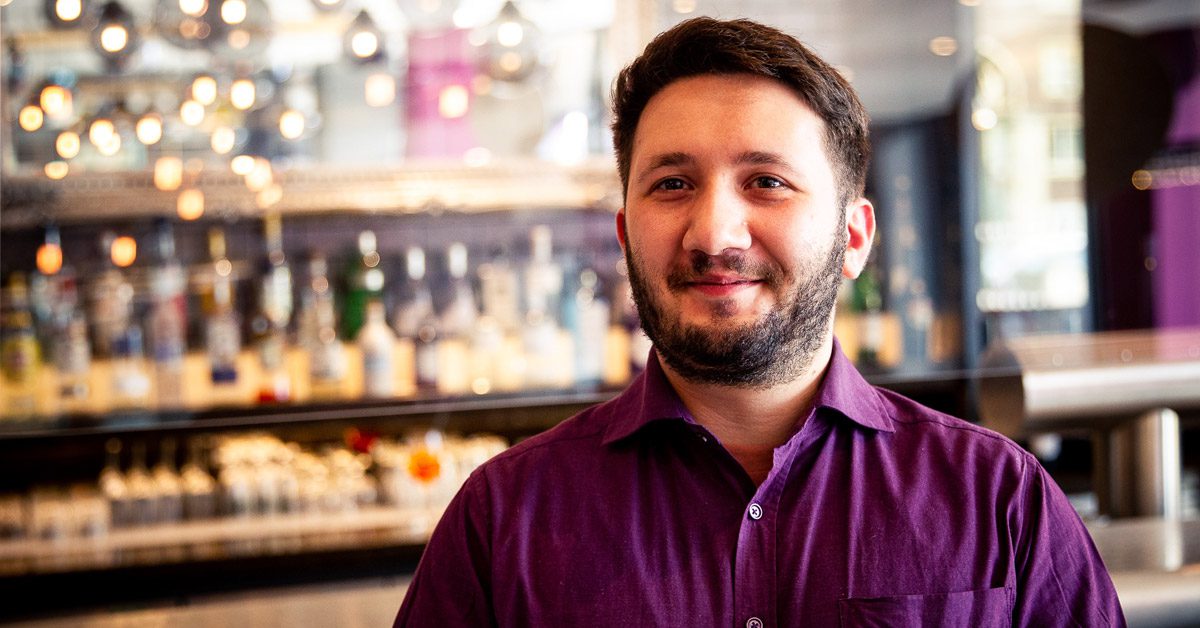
[{"xmin": 611, "ymin": 17, "xmax": 871, "ymax": 207}]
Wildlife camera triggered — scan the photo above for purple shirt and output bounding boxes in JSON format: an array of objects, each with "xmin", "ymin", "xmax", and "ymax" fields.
[{"xmin": 396, "ymin": 344, "xmax": 1124, "ymax": 626}]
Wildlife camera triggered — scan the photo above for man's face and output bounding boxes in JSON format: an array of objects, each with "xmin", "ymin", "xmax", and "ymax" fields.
[{"xmin": 618, "ymin": 73, "xmax": 861, "ymax": 388}]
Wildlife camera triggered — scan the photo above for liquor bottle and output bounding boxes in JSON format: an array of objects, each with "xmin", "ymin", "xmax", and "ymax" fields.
[
  {"xmin": 251, "ymin": 213, "xmax": 293, "ymax": 403},
  {"xmin": 476, "ymin": 247, "xmax": 522, "ymax": 391},
  {"xmin": 125, "ymin": 441, "xmax": 158, "ymax": 526},
  {"xmin": 358, "ymin": 300, "xmax": 397, "ymax": 398},
  {"xmin": 1, "ymin": 273, "xmax": 41, "ymax": 418},
  {"xmin": 151, "ymin": 437, "xmax": 183, "ymax": 523},
  {"xmin": 99, "ymin": 438, "xmax": 132, "ymax": 527},
  {"xmin": 437, "ymin": 243, "xmax": 476, "ymax": 395},
  {"xmin": 200, "ymin": 228, "xmax": 241, "ymax": 388},
  {"xmin": 477, "ymin": 246, "xmax": 521, "ymax": 333},
  {"xmin": 88, "ymin": 232, "xmax": 135, "ymax": 359},
  {"xmin": 521, "ymin": 227, "xmax": 565, "ymax": 389},
  {"xmin": 393, "ymin": 247, "xmax": 438, "ymax": 392},
  {"xmin": 110, "ymin": 324, "xmax": 152, "ymax": 410},
  {"xmin": 299, "ymin": 252, "xmax": 347, "ymax": 400},
  {"xmin": 851, "ymin": 262, "xmax": 885, "ymax": 369},
  {"xmin": 54, "ymin": 311, "xmax": 91, "ymax": 411},
  {"xmin": 146, "ymin": 219, "xmax": 187, "ymax": 409},
  {"xmin": 341, "ymin": 230, "xmax": 385, "ymax": 340},
  {"xmin": 565, "ymin": 268, "xmax": 610, "ymax": 386},
  {"xmin": 181, "ymin": 437, "xmax": 217, "ymax": 520}
]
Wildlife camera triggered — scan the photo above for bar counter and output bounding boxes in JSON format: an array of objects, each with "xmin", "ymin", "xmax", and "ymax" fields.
[{"xmin": 10, "ymin": 517, "xmax": 1200, "ymax": 628}]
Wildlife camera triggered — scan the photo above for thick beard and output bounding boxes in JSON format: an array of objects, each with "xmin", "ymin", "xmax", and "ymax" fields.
[{"xmin": 625, "ymin": 218, "xmax": 847, "ymax": 389}]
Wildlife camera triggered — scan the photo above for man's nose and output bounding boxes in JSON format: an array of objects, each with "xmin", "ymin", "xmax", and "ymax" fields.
[{"xmin": 681, "ymin": 185, "xmax": 752, "ymax": 256}]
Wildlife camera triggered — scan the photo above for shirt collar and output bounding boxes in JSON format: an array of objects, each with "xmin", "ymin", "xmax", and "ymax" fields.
[{"xmin": 601, "ymin": 339, "xmax": 894, "ymax": 446}]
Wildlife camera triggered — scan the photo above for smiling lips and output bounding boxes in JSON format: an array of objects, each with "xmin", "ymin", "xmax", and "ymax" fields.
[{"xmin": 685, "ymin": 274, "xmax": 762, "ymax": 297}]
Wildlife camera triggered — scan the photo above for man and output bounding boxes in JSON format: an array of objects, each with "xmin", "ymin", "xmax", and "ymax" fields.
[{"xmin": 396, "ymin": 17, "xmax": 1124, "ymax": 627}]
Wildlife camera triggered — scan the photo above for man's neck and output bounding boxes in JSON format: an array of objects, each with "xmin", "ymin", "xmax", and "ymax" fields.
[{"xmin": 660, "ymin": 337, "xmax": 834, "ymax": 484}]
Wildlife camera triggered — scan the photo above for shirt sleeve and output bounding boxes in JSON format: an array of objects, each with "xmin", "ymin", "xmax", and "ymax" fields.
[
  {"xmin": 394, "ymin": 471, "xmax": 496, "ymax": 627},
  {"xmin": 1012, "ymin": 455, "xmax": 1126, "ymax": 627}
]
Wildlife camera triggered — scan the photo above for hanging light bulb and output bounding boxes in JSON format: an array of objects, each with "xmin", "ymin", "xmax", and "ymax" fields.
[
  {"xmin": 88, "ymin": 117, "xmax": 116, "ymax": 147},
  {"xmin": 154, "ymin": 156, "xmax": 184, "ymax": 191},
  {"xmin": 180, "ymin": 99, "xmax": 205, "ymax": 126},
  {"xmin": 39, "ymin": 82, "xmax": 74, "ymax": 119},
  {"xmin": 191, "ymin": 73, "xmax": 218, "ymax": 105},
  {"xmin": 211, "ymin": 126, "xmax": 237, "ymax": 154},
  {"xmin": 90, "ymin": 1, "xmax": 142, "ymax": 70},
  {"xmin": 230, "ymin": 77, "xmax": 256, "ymax": 110},
  {"xmin": 44, "ymin": 161, "xmax": 70, "ymax": 180},
  {"xmin": 364, "ymin": 73, "xmax": 396, "ymax": 107},
  {"xmin": 44, "ymin": 0, "xmax": 88, "ymax": 28},
  {"xmin": 208, "ymin": 0, "xmax": 272, "ymax": 58},
  {"xmin": 18, "ymin": 103, "xmax": 45, "ymax": 132},
  {"xmin": 473, "ymin": 1, "xmax": 542, "ymax": 84},
  {"xmin": 219, "ymin": 0, "xmax": 246, "ymax": 24},
  {"xmin": 308, "ymin": 0, "xmax": 344, "ymax": 11},
  {"xmin": 37, "ymin": 227, "xmax": 65, "ymax": 276},
  {"xmin": 56, "ymin": 130, "xmax": 81, "ymax": 159},
  {"xmin": 177, "ymin": 188, "xmax": 205, "ymax": 220},
  {"xmin": 279, "ymin": 109, "xmax": 305, "ymax": 139},
  {"xmin": 230, "ymin": 154, "xmax": 255, "ymax": 175},
  {"xmin": 397, "ymin": 0, "xmax": 461, "ymax": 32},
  {"xmin": 179, "ymin": 0, "xmax": 206, "ymax": 17},
  {"xmin": 135, "ymin": 112, "xmax": 164, "ymax": 144},
  {"xmin": 154, "ymin": 0, "xmax": 212, "ymax": 49},
  {"xmin": 344, "ymin": 10, "xmax": 385, "ymax": 63},
  {"xmin": 111, "ymin": 235, "xmax": 137, "ymax": 268}
]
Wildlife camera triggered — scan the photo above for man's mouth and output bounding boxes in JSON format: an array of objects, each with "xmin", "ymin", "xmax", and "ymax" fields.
[{"xmin": 684, "ymin": 274, "xmax": 762, "ymax": 297}]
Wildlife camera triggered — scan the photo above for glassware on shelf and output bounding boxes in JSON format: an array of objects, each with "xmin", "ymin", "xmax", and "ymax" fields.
[
  {"xmin": 521, "ymin": 226, "xmax": 566, "ymax": 389},
  {"xmin": 151, "ymin": 437, "xmax": 184, "ymax": 523},
  {"xmin": 88, "ymin": 231, "xmax": 135, "ymax": 360},
  {"xmin": 181, "ymin": 437, "xmax": 217, "ymax": 520},
  {"xmin": 109, "ymin": 324, "xmax": 151, "ymax": 411}
]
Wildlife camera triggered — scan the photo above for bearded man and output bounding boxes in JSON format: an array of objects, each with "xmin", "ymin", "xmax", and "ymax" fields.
[{"xmin": 396, "ymin": 17, "xmax": 1124, "ymax": 627}]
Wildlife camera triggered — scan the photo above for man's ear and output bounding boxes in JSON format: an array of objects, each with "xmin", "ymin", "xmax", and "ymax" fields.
[
  {"xmin": 841, "ymin": 198, "xmax": 876, "ymax": 279},
  {"xmin": 616, "ymin": 209, "xmax": 628, "ymax": 254}
]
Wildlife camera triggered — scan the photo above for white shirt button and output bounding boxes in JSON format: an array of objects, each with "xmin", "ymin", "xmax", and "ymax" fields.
[
  {"xmin": 746, "ymin": 617, "xmax": 764, "ymax": 628},
  {"xmin": 748, "ymin": 503, "xmax": 763, "ymax": 520}
]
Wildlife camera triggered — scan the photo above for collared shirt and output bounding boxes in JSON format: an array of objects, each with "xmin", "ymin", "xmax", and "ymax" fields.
[{"xmin": 395, "ymin": 344, "xmax": 1124, "ymax": 627}]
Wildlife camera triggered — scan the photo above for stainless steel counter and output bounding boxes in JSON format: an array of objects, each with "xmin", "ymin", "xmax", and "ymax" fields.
[{"xmin": 12, "ymin": 518, "xmax": 1200, "ymax": 627}]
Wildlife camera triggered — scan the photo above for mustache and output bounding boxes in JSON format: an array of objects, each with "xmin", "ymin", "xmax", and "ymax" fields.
[{"xmin": 665, "ymin": 250, "xmax": 784, "ymax": 290}]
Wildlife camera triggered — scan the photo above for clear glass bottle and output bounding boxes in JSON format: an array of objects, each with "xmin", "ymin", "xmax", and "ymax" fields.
[
  {"xmin": 110, "ymin": 324, "xmax": 152, "ymax": 410},
  {"xmin": 358, "ymin": 300, "xmax": 397, "ymax": 398},
  {"xmin": 54, "ymin": 311, "xmax": 91, "ymax": 411},
  {"xmin": 300, "ymin": 253, "xmax": 347, "ymax": 400},
  {"xmin": 252, "ymin": 213, "xmax": 294, "ymax": 403},
  {"xmin": 521, "ymin": 227, "xmax": 565, "ymax": 389},
  {"xmin": 393, "ymin": 247, "xmax": 437, "ymax": 392},
  {"xmin": 88, "ymin": 231, "xmax": 134, "ymax": 359},
  {"xmin": 200, "ymin": 228, "xmax": 241, "ymax": 389},
  {"xmin": 147, "ymin": 219, "xmax": 187, "ymax": 409},
  {"xmin": 437, "ymin": 243, "xmax": 476, "ymax": 395},
  {"xmin": 124, "ymin": 441, "xmax": 158, "ymax": 526},
  {"xmin": 566, "ymin": 268, "xmax": 610, "ymax": 386}
]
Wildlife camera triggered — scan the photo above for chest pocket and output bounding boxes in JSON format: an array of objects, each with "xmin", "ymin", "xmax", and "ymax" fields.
[{"xmin": 839, "ymin": 586, "xmax": 1013, "ymax": 628}]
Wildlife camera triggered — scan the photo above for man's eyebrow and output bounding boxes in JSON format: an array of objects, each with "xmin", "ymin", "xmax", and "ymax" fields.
[
  {"xmin": 634, "ymin": 152, "xmax": 693, "ymax": 184},
  {"xmin": 735, "ymin": 151, "xmax": 794, "ymax": 169}
]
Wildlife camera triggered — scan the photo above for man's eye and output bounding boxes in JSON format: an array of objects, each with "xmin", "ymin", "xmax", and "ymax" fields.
[
  {"xmin": 751, "ymin": 176, "xmax": 785, "ymax": 189},
  {"xmin": 655, "ymin": 178, "xmax": 687, "ymax": 191}
]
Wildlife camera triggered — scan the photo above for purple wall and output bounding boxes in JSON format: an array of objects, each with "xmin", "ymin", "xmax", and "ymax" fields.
[{"xmin": 1153, "ymin": 32, "xmax": 1200, "ymax": 329}]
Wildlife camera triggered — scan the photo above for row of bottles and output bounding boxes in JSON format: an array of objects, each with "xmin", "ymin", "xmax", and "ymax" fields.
[
  {"xmin": 0, "ymin": 429, "xmax": 507, "ymax": 541},
  {"xmin": 1, "ymin": 218, "xmax": 648, "ymax": 420}
]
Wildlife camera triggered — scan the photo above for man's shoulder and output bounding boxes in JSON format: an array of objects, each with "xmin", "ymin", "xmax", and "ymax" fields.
[
  {"xmin": 478, "ymin": 393, "xmax": 622, "ymax": 473},
  {"xmin": 873, "ymin": 386, "xmax": 1032, "ymax": 467}
]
